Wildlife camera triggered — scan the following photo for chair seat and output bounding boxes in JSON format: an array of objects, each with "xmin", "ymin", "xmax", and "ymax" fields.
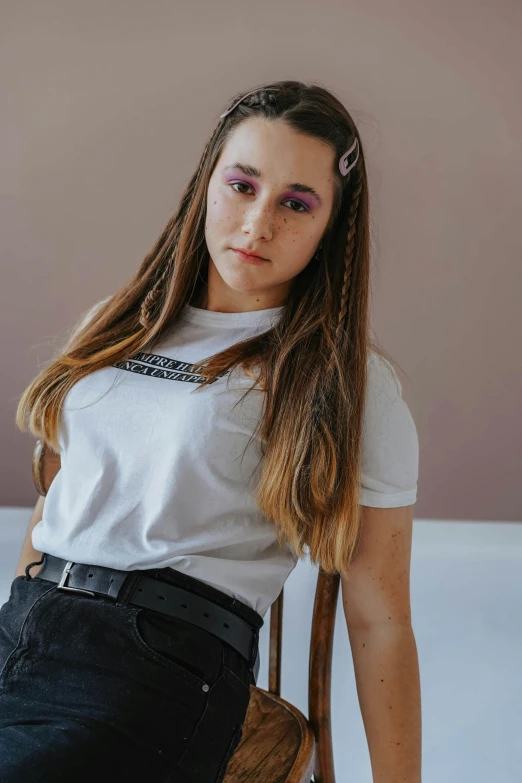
[{"xmin": 224, "ymin": 685, "xmax": 316, "ymax": 782}]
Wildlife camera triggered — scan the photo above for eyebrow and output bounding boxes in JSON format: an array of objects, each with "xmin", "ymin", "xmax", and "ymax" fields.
[{"xmin": 222, "ymin": 162, "xmax": 323, "ymax": 206}]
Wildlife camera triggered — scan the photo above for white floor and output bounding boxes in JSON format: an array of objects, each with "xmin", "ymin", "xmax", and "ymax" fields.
[{"xmin": 1, "ymin": 509, "xmax": 521, "ymax": 782}]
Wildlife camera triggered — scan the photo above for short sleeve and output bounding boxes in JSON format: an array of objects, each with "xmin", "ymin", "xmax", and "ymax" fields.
[
  {"xmin": 359, "ymin": 352, "xmax": 419, "ymax": 508},
  {"xmin": 62, "ymin": 295, "xmax": 112, "ymax": 351}
]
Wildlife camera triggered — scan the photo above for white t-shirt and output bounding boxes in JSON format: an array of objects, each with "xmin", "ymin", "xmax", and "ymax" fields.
[{"xmin": 32, "ymin": 296, "xmax": 419, "ymax": 618}]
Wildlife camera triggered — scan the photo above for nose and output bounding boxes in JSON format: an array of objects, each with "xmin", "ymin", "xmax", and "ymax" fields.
[{"xmin": 241, "ymin": 202, "xmax": 275, "ymax": 242}]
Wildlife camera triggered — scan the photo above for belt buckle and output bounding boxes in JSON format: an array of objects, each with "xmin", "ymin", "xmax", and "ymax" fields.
[{"xmin": 57, "ymin": 561, "xmax": 96, "ymax": 597}]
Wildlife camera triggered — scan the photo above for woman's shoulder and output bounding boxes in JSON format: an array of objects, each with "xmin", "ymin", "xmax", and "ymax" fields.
[
  {"xmin": 360, "ymin": 349, "xmax": 419, "ymax": 505},
  {"xmin": 62, "ymin": 294, "xmax": 113, "ymax": 351},
  {"xmin": 366, "ymin": 349, "xmax": 403, "ymax": 399}
]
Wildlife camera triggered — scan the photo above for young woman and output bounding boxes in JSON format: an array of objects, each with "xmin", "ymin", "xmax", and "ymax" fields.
[{"xmin": 2, "ymin": 80, "xmax": 421, "ymax": 781}]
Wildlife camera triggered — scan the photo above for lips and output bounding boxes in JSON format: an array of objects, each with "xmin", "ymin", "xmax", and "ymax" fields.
[{"xmin": 232, "ymin": 248, "xmax": 269, "ymax": 263}]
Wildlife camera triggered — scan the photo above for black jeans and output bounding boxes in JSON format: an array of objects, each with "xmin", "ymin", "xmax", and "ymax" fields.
[{"xmin": 0, "ymin": 555, "xmax": 262, "ymax": 782}]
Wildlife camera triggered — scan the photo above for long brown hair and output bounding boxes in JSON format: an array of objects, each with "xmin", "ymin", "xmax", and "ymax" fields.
[{"xmin": 16, "ymin": 80, "xmax": 399, "ymax": 577}]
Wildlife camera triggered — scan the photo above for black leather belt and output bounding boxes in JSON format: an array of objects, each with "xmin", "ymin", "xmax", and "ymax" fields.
[{"xmin": 34, "ymin": 554, "xmax": 260, "ymax": 683}]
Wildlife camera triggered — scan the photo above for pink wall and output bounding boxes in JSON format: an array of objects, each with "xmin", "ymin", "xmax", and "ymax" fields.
[{"xmin": 1, "ymin": 0, "xmax": 520, "ymax": 519}]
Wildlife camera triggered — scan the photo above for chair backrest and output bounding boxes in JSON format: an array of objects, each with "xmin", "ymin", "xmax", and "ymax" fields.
[
  {"xmin": 268, "ymin": 566, "xmax": 340, "ymax": 781},
  {"xmin": 32, "ymin": 438, "xmax": 341, "ymax": 782}
]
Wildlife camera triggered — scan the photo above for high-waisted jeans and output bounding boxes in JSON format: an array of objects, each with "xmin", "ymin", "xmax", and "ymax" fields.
[{"xmin": 0, "ymin": 555, "xmax": 262, "ymax": 782}]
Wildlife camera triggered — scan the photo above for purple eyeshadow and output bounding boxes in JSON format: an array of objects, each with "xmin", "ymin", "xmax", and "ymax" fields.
[
  {"xmin": 223, "ymin": 172, "xmax": 318, "ymax": 211},
  {"xmin": 224, "ymin": 174, "xmax": 257, "ymax": 189},
  {"xmin": 282, "ymin": 192, "xmax": 317, "ymax": 210}
]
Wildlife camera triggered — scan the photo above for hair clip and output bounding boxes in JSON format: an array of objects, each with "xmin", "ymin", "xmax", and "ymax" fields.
[{"xmin": 339, "ymin": 137, "xmax": 359, "ymax": 176}]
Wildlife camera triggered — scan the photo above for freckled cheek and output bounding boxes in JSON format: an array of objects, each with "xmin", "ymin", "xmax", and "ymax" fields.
[
  {"xmin": 290, "ymin": 231, "xmax": 313, "ymax": 254},
  {"xmin": 206, "ymin": 190, "xmax": 237, "ymax": 230}
]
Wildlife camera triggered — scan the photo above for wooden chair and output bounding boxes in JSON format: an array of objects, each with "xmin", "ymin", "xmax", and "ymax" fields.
[{"xmin": 32, "ymin": 439, "xmax": 341, "ymax": 782}]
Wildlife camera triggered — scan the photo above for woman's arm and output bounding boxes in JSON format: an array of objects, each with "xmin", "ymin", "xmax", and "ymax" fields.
[
  {"xmin": 341, "ymin": 504, "xmax": 422, "ymax": 783},
  {"xmin": 14, "ymin": 495, "xmax": 45, "ymax": 579}
]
